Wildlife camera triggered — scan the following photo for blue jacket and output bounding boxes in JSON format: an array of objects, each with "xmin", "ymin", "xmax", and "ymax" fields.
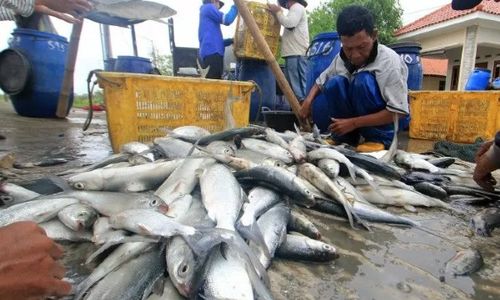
[{"xmin": 198, "ymin": 3, "xmax": 237, "ymax": 60}]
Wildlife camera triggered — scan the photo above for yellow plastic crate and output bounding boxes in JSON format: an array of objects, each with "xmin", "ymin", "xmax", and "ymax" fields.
[
  {"xmin": 97, "ymin": 72, "xmax": 255, "ymax": 153},
  {"xmin": 234, "ymin": 1, "xmax": 281, "ymax": 60},
  {"xmin": 409, "ymin": 91, "xmax": 500, "ymax": 143}
]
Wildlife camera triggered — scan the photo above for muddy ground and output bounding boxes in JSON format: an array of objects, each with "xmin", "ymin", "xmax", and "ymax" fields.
[{"xmin": 0, "ymin": 100, "xmax": 498, "ymax": 300}]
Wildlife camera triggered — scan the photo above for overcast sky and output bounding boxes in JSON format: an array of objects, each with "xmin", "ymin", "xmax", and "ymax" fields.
[{"xmin": 0, "ymin": 0, "xmax": 452, "ymax": 93}]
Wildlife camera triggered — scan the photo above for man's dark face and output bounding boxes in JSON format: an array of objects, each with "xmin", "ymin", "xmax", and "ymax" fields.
[{"xmin": 340, "ymin": 30, "xmax": 377, "ymax": 67}]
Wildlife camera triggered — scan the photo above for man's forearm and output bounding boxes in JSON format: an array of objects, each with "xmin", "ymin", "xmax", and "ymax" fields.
[{"xmin": 351, "ymin": 109, "xmax": 402, "ymax": 129}]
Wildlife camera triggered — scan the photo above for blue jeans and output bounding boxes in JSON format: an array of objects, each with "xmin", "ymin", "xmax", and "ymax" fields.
[
  {"xmin": 284, "ymin": 56, "xmax": 308, "ymax": 101},
  {"xmin": 313, "ymin": 72, "xmax": 394, "ymax": 148}
]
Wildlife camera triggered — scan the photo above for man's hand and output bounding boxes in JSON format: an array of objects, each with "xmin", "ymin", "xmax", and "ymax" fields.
[
  {"xmin": 267, "ymin": 3, "xmax": 281, "ymax": 13},
  {"xmin": 299, "ymin": 100, "xmax": 312, "ymax": 120},
  {"xmin": 0, "ymin": 222, "xmax": 72, "ymax": 300},
  {"xmin": 328, "ymin": 117, "xmax": 357, "ymax": 136},
  {"xmin": 35, "ymin": 0, "xmax": 92, "ymax": 23},
  {"xmin": 473, "ymin": 140, "xmax": 498, "ymax": 191}
]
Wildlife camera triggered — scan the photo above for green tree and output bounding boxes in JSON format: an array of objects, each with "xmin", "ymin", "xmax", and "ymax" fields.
[
  {"xmin": 151, "ymin": 46, "xmax": 173, "ymax": 76},
  {"xmin": 308, "ymin": 0, "xmax": 403, "ymax": 45}
]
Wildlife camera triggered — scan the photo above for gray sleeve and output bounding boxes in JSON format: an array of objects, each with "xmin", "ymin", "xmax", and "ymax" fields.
[
  {"xmin": 377, "ymin": 56, "xmax": 409, "ymax": 115},
  {"xmin": 276, "ymin": 5, "xmax": 302, "ymax": 28},
  {"xmin": 0, "ymin": 0, "xmax": 34, "ymax": 19}
]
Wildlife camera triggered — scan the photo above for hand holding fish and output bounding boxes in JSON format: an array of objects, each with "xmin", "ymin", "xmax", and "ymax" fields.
[
  {"xmin": 0, "ymin": 221, "xmax": 72, "ymax": 300},
  {"xmin": 473, "ymin": 140, "xmax": 498, "ymax": 192},
  {"xmin": 34, "ymin": 0, "xmax": 92, "ymax": 23},
  {"xmin": 328, "ymin": 117, "xmax": 358, "ymax": 136}
]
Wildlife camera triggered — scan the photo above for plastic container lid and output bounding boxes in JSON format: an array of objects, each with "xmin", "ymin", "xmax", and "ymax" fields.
[{"xmin": 0, "ymin": 48, "xmax": 31, "ymax": 95}]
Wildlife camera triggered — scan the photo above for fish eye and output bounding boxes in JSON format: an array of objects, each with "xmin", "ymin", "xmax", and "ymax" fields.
[
  {"xmin": 178, "ymin": 263, "xmax": 189, "ymax": 276},
  {"xmin": 0, "ymin": 194, "xmax": 13, "ymax": 203},
  {"xmin": 74, "ymin": 182, "xmax": 85, "ymax": 190},
  {"xmin": 151, "ymin": 199, "xmax": 158, "ymax": 206}
]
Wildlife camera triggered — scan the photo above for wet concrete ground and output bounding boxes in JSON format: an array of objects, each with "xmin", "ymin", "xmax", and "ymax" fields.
[{"xmin": 0, "ymin": 100, "xmax": 499, "ymax": 300}]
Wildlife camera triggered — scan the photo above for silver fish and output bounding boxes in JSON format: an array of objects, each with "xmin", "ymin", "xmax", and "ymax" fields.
[
  {"xmin": 288, "ymin": 135, "xmax": 307, "ymax": 163},
  {"xmin": 307, "ymin": 148, "xmax": 356, "ymax": 180},
  {"xmin": 58, "ymin": 203, "xmax": 98, "ymax": 231},
  {"xmin": 297, "ymin": 163, "xmax": 356, "ymax": 227},
  {"xmin": 241, "ymin": 138, "xmax": 293, "ymax": 164},
  {"xmin": 153, "ymin": 137, "xmax": 201, "ymax": 159},
  {"xmin": 145, "ymin": 276, "xmax": 185, "ymax": 300},
  {"xmin": 92, "ymin": 0, "xmax": 176, "ymax": 21},
  {"xmin": 235, "ymin": 165, "xmax": 316, "ymax": 207},
  {"xmin": 83, "ymin": 246, "xmax": 165, "ymax": 300},
  {"xmin": 200, "ymin": 164, "xmax": 244, "ymax": 231},
  {"xmin": 68, "ymin": 159, "xmax": 183, "ymax": 192},
  {"xmin": 264, "ymin": 127, "xmax": 289, "ymax": 149},
  {"xmin": 239, "ymin": 187, "xmax": 282, "ymax": 229},
  {"xmin": 288, "ymin": 208, "xmax": 321, "ymax": 240},
  {"xmin": 75, "ymin": 242, "xmax": 154, "ymax": 300},
  {"xmin": 317, "ymin": 159, "xmax": 340, "ymax": 179},
  {"xmin": 0, "ymin": 182, "xmax": 40, "ymax": 207},
  {"xmin": 0, "ymin": 197, "xmax": 78, "ymax": 226},
  {"xmin": 206, "ymin": 141, "xmax": 237, "ymax": 156},
  {"xmin": 154, "ymin": 157, "xmax": 215, "ymax": 218},
  {"xmin": 252, "ymin": 203, "xmax": 290, "ymax": 269},
  {"xmin": 201, "ymin": 246, "xmax": 254, "ymax": 300},
  {"xmin": 276, "ymin": 234, "xmax": 337, "ymax": 262},
  {"xmin": 40, "ymin": 219, "xmax": 92, "ymax": 242}
]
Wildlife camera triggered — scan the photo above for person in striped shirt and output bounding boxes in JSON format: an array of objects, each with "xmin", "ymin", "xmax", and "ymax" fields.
[{"xmin": 0, "ymin": 0, "xmax": 91, "ymax": 23}]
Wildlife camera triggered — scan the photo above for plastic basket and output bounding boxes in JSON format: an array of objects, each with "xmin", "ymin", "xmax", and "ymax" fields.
[
  {"xmin": 234, "ymin": 1, "xmax": 280, "ymax": 61},
  {"xmin": 409, "ymin": 91, "xmax": 500, "ymax": 143},
  {"xmin": 97, "ymin": 72, "xmax": 255, "ymax": 152}
]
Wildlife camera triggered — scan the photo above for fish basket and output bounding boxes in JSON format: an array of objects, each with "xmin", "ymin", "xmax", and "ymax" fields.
[
  {"xmin": 233, "ymin": 1, "xmax": 281, "ymax": 61},
  {"xmin": 97, "ymin": 72, "xmax": 255, "ymax": 152},
  {"xmin": 409, "ymin": 91, "xmax": 500, "ymax": 143}
]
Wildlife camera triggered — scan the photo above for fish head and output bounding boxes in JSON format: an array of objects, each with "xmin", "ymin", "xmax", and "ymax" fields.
[
  {"xmin": 145, "ymin": 195, "xmax": 169, "ymax": 214},
  {"xmin": 68, "ymin": 173, "xmax": 104, "ymax": 191},
  {"xmin": 0, "ymin": 193, "xmax": 13, "ymax": 206},
  {"xmin": 470, "ymin": 215, "xmax": 491, "ymax": 237},
  {"xmin": 167, "ymin": 237, "xmax": 201, "ymax": 297}
]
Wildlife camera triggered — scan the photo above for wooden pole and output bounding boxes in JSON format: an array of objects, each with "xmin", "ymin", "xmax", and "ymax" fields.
[
  {"xmin": 56, "ymin": 20, "xmax": 83, "ymax": 118},
  {"xmin": 233, "ymin": 0, "xmax": 310, "ymax": 131}
]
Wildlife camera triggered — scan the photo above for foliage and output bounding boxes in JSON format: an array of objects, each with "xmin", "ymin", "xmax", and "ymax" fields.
[
  {"xmin": 308, "ymin": 0, "xmax": 403, "ymax": 45},
  {"xmin": 151, "ymin": 47, "xmax": 173, "ymax": 76},
  {"xmin": 72, "ymin": 91, "xmax": 104, "ymax": 108}
]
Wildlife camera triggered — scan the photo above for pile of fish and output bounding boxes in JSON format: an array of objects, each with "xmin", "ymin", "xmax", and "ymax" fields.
[{"xmin": 1, "ymin": 124, "xmax": 499, "ymax": 299}]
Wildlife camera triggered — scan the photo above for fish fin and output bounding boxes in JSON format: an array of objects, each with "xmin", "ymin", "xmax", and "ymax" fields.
[
  {"xmin": 403, "ymin": 205, "xmax": 417, "ymax": 212},
  {"xmin": 47, "ymin": 174, "xmax": 72, "ymax": 191},
  {"xmin": 380, "ymin": 113, "xmax": 399, "ymax": 163},
  {"xmin": 141, "ymin": 273, "xmax": 165, "ymax": 300},
  {"xmin": 185, "ymin": 228, "xmax": 270, "ymax": 286},
  {"xmin": 236, "ymin": 222, "xmax": 271, "ymax": 261},
  {"xmin": 242, "ymin": 254, "xmax": 274, "ymax": 300},
  {"xmin": 85, "ymin": 241, "xmax": 116, "ymax": 264}
]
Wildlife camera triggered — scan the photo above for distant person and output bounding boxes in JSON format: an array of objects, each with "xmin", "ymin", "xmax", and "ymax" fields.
[
  {"xmin": 299, "ymin": 5, "xmax": 408, "ymax": 152},
  {"xmin": 198, "ymin": 0, "xmax": 238, "ymax": 79},
  {"xmin": 268, "ymin": 0, "xmax": 309, "ymax": 102},
  {"xmin": 0, "ymin": 221, "xmax": 72, "ymax": 299},
  {"xmin": 0, "ymin": 0, "xmax": 92, "ymax": 23}
]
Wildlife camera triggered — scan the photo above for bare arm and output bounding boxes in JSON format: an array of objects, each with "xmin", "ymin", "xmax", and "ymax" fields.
[
  {"xmin": 329, "ymin": 109, "xmax": 403, "ymax": 136},
  {"xmin": 299, "ymin": 84, "xmax": 321, "ymax": 119}
]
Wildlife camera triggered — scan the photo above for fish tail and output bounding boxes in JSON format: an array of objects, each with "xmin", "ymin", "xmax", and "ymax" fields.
[
  {"xmin": 185, "ymin": 228, "xmax": 270, "ymax": 286},
  {"xmin": 236, "ymin": 221, "xmax": 271, "ymax": 261}
]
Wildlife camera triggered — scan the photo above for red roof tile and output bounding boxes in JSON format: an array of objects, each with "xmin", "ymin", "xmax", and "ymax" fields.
[
  {"xmin": 395, "ymin": 0, "xmax": 500, "ymax": 36},
  {"xmin": 422, "ymin": 58, "xmax": 448, "ymax": 76}
]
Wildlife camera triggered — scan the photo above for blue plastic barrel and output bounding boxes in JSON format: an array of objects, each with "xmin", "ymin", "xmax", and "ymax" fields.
[
  {"xmin": 114, "ymin": 56, "xmax": 153, "ymax": 74},
  {"xmin": 104, "ymin": 58, "xmax": 116, "ymax": 71},
  {"xmin": 306, "ymin": 32, "xmax": 341, "ymax": 132},
  {"xmin": 465, "ymin": 68, "xmax": 491, "ymax": 90},
  {"xmin": 238, "ymin": 59, "xmax": 276, "ymax": 122},
  {"xmin": 389, "ymin": 42, "xmax": 423, "ymax": 130},
  {"xmin": 8, "ymin": 29, "xmax": 72, "ymax": 118}
]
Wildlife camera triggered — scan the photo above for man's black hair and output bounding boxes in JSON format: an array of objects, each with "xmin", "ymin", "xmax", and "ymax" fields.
[{"xmin": 336, "ymin": 5, "xmax": 375, "ymax": 37}]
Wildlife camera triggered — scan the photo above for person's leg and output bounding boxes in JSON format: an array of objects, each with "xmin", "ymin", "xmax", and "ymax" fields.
[
  {"xmin": 203, "ymin": 54, "xmax": 224, "ymax": 79},
  {"xmin": 313, "ymin": 75, "xmax": 360, "ymax": 145},
  {"xmin": 284, "ymin": 56, "xmax": 307, "ymax": 101},
  {"xmin": 349, "ymin": 71, "xmax": 394, "ymax": 148}
]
